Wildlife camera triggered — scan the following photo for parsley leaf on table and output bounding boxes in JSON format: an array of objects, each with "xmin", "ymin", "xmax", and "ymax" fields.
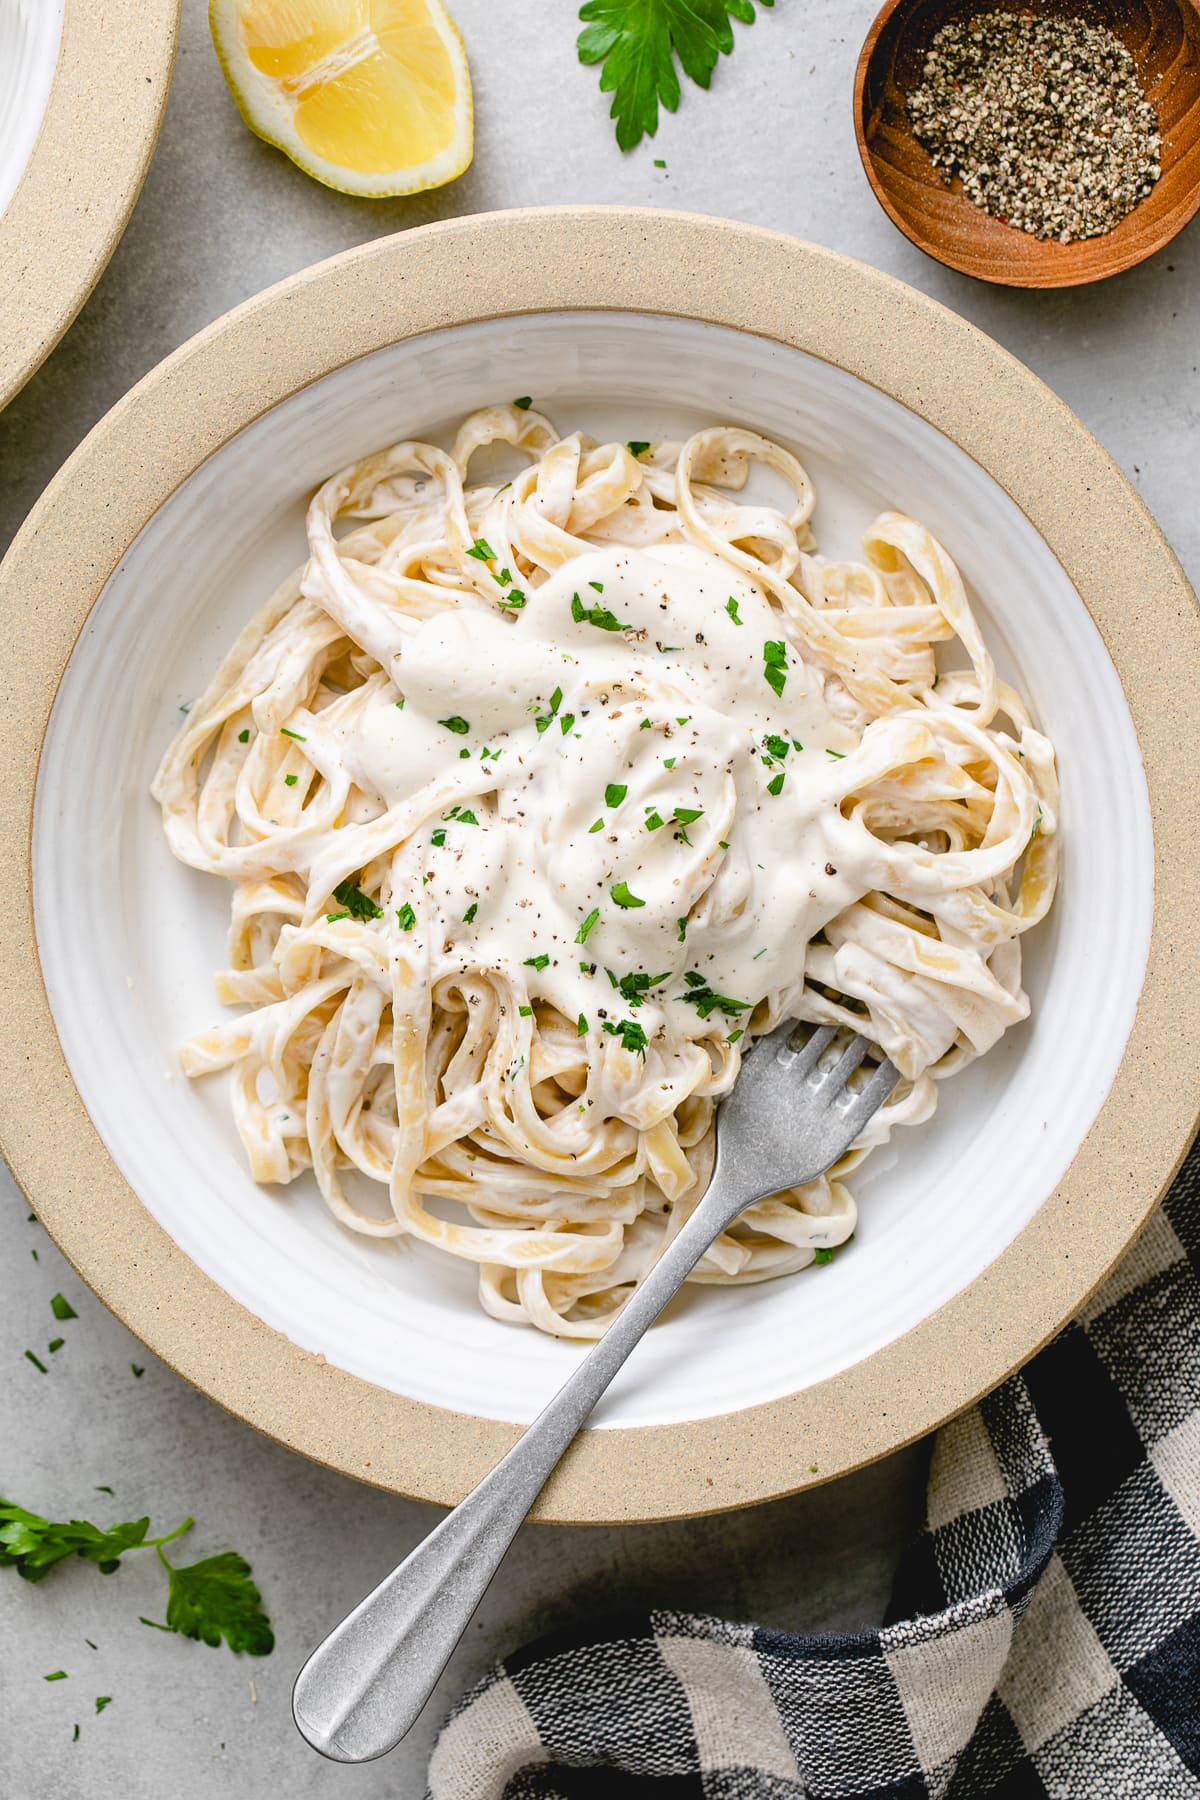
[
  {"xmin": 577, "ymin": 0, "xmax": 774, "ymax": 151},
  {"xmin": 147, "ymin": 1550, "xmax": 274, "ymax": 1656},
  {"xmin": 0, "ymin": 1495, "xmax": 273, "ymax": 1655}
]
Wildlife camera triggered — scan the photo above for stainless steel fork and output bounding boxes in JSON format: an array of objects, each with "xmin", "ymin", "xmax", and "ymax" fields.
[{"xmin": 292, "ymin": 1021, "xmax": 900, "ymax": 1763}]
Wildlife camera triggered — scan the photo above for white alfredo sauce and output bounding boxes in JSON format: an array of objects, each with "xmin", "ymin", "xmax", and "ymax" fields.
[{"xmin": 333, "ymin": 542, "xmax": 865, "ymax": 1058}]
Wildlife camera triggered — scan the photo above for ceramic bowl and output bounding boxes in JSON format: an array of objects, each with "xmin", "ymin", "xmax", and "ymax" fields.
[
  {"xmin": 3, "ymin": 210, "xmax": 1198, "ymax": 1522},
  {"xmin": 0, "ymin": 0, "xmax": 178, "ymax": 410}
]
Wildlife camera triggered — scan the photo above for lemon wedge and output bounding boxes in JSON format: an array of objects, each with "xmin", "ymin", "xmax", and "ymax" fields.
[{"xmin": 209, "ymin": 0, "xmax": 473, "ymax": 197}]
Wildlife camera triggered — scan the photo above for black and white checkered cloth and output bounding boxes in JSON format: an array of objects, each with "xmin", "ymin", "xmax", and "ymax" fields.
[{"xmin": 427, "ymin": 1134, "xmax": 1200, "ymax": 1798}]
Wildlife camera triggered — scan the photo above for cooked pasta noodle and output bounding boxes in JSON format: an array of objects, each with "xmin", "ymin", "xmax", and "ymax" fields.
[{"xmin": 153, "ymin": 405, "xmax": 1059, "ymax": 1338}]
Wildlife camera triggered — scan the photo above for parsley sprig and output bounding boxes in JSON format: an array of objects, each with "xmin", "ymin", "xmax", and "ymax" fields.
[
  {"xmin": 677, "ymin": 969, "xmax": 751, "ymax": 1020},
  {"xmin": 0, "ymin": 1497, "xmax": 273, "ymax": 1655},
  {"xmin": 577, "ymin": 0, "xmax": 775, "ymax": 151}
]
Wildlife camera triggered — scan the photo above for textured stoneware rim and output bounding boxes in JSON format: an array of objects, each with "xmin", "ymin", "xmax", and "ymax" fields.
[
  {"xmin": 0, "ymin": 0, "xmax": 179, "ymax": 411},
  {"xmin": 3, "ymin": 208, "xmax": 1199, "ymax": 1524}
]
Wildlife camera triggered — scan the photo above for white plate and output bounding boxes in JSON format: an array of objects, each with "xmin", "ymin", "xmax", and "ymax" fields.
[
  {"xmin": 33, "ymin": 309, "xmax": 1152, "ymax": 1432},
  {"xmin": 0, "ymin": 0, "xmax": 63, "ymax": 221}
]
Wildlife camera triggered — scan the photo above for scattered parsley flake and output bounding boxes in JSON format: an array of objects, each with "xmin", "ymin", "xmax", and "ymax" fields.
[
  {"xmin": 763, "ymin": 640, "xmax": 788, "ymax": 699},
  {"xmin": 677, "ymin": 977, "xmax": 750, "ymax": 1020},
  {"xmin": 524, "ymin": 954, "xmax": 550, "ymax": 970},
  {"xmin": 626, "ymin": 440, "xmax": 651, "ymax": 457},
  {"xmin": 395, "ymin": 696, "xmax": 406, "ymax": 709},
  {"xmin": 332, "ymin": 880, "xmax": 383, "ymax": 921},
  {"xmin": 571, "ymin": 593, "xmax": 629, "ymax": 632},
  {"xmin": 588, "ymin": 818, "xmax": 605, "ymax": 834},
  {"xmin": 24, "ymin": 1351, "xmax": 47, "ymax": 1374},
  {"xmin": 674, "ymin": 806, "xmax": 703, "ymax": 824},
  {"xmin": 463, "ymin": 902, "xmax": 478, "ymax": 924},
  {"xmin": 767, "ymin": 772, "xmax": 785, "ymax": 796},
  {"xmin": 513, "ymin": 396, "xmax": 532, "ymax": 410},
  {"xmin": 50, "ymin": 1295, "xmax": 77, "ymax": 1322},
  {"xmin": 237, "ymin": 728, "xmax": 250, "ymax": 744},
  {"xmin": 131, "ymin": 1365, "xmax": 144, "ymax": 1378},
  {"xmin": 560, "ymin": 713, "xmax": 576, "ymax": 735},
  {"xmin": 95, "ymin": 1697, "xmax": 112, "ymax": 1714},
  {"xmin": 764, "ymin": 734, "xmax": 790, "ymax": 760},
  {"xmin": 576, "ymin": 907, "xmax": 601, "ymax": 944},
  {"xmin": 602, "ymin": 1018, "xmax": 649, "ymax": 1057},
  {"xmin": 48, "ymin": 1338, "xmax": 64, "ymax": 1354},
  {"xmin": 645, "ymin": 810, "xmax": 665, "ymax": 831},
  {"xmin": 611, "ymin": 881, "xmax": 645, "ymax": 908},
  {"xmin": 826, "ymin": 748, "xmax": 846, "ymax": 760},
  {"xmin": 654, "ymin": 157, "xmax": 667, "ymax": 167},
  {"xmin": 431, "ymin": 828, "xmax": 447, "ymax": 847},
  {"xmin": 498, "ymin": 588, "xmax": 527, "ymax": 611},
  {"xmin": 283, "ymin": 773, "xmax": 298, "ymax": 787},
  {"xmin": 605, "ymin": 782, "xmax": 627, "ymax": 807},
  {"xmin": 438, "ymin": 715, "xmax": 471, "ymax": 735},
  {"xmin": 466, "ymin": 538, "xmax": 495, "ymax": 562},
  {"xmin": 279, "ymin": 727, "xmax": 306, "ymax": 742},
  {"xmin": 726, "ymin": 597, "xmax": 743, "ymax": 625},
  {"xmin": 589, "ymin": 580, "xmax": 605, "ymax": 592},
  {"xmin": 728, "ymin": 1028, "xmax": 744, "ymax": 1043},
  {"xmin": 663, "ymin": 756, "xmax": 676, "ymax": 769},
  {"xmin": 44, "ymin": 1671, "xmax": 68, "ymax": 1682},
  {"xmin": 577, "ymin": 1014, "xmax": 589, "ymax": 1036},
  {"xmin": 519, "ymin": 1005, "xmax": 533, "ymax": 1017},
  {"xmin": 813, "ymin": 1246, "xmax": 839, "ymax": 1265},
  {"xmin": 676, "ymin": 916, "xmax": 688, "ymax": 942}
]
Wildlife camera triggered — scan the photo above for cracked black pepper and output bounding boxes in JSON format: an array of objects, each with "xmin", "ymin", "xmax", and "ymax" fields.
[{"xmin": 907, "ymin": 12, "xmax": 1161, "ymax": 243}]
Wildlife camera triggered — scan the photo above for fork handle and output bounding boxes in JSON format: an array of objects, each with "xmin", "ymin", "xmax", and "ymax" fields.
[{"xmin": 291, "ymin": 1160, "xmax": 750, "ymax": 1763}]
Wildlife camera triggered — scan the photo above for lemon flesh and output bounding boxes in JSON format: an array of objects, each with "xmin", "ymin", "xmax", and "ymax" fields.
[{"xmin": 210, "ymin": 0, "xmax": 473, "ymax": 196}]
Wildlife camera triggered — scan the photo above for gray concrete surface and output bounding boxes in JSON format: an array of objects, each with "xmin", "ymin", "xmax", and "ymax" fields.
[{"xmin": 0, "ymin": 1, "xmax": 1196, "ymax": 1795}]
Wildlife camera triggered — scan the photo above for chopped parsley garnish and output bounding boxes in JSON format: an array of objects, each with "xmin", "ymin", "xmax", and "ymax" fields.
[
  {"xmin": 24, "ymin": 1352, "xmax": 47, "ymax": 1374},
  {"xmin": 603, "ymin": 1018, "xmax": 649, "ymax": 1057},
  {"xmin": 678, "ymin": 971, "xmax": 751, "ymax": 1020},
  {"xmin": 279, "ymin": 727, "xmax": 306, "ymax": 742},
  {"xmin": 498, "ymin": 589, "xmax": 527, "ymax": 611},
  {"xmin": 48, "ymin": 1338, "xmax": 64, "ymax": 1354},
  {"xmin": 663, "ymin": 756, "xmax": 676, "ymax": 769},
  {"xmin": 395, "ymin": 696, "xmax": 406, "ymax": 709},
  {"xmin": 676, "ymin": 916, "xmax": 688, "ymax": 942},
  {"xmin": 675, "ymin": 716, "xmax": 690, "ymax": 726},
  {"xmin": 439, "ymin": 715, "xmax": 471, "ymax": 734},
  {"xmin": 826, "ymin": 748, "xmax": 846, "ymax": 760},
  {"xmin": 560, "ymin": 712, "xmax": 576, "ymax": 735},
  {"xmin": 577, "ymin": 1014, "xmax": 589, "ymax": 1036},
  {"xmin": 611, "ymin": 881, "xmax": 645, "ymax": 908},
  {"xmin": 812, "ymin": 1246, "xmax": 838, "ymax": 1264},
  {"xmin": 764, "ymin": 734, "xmax": 790, "ymax": 760},
  {"xmin": 534, "ymin": 686, "xmax": 563, "ymax": 733},
  {"xmin": 513, "ymin": 396, "xmax": 532, "ymax": 410},
  {"xmin": 728, "ymin": 1028, "xmax": 744, "ymax": 1043},
  {"xmin": 463, "ymin": 902, "xmax": 478, "ymax": 924},
  {"xmin": 446, "ymin": 807, "xmax": 479, "ymax": 826},
  {"xmin": 131, "ymin": 1365, "xmax": 144, "ymax": 1378},
  {"xmin": 718, "ymin": 839, "xmax": 730, "ymax": 849},
  {"xmin": 611, "ymin": 969, "xmax": 671, "ymax": 1008},
  {"xmin": 589, "ymin": 580, "xmax": 605, "ymax": 592},
  {"xmin": 571, "ymin": 593, "xmax": 629, "ymax": 632},
  {"xmin": 95, "ymin": 1697, "xmax": 112, "ymax": 1713},
  {"xmin": 674, "ymin": 806, "xmax": 703, "ymax": 824},
  {"xmin": 325, "ymin": 911, "xmax": 350, "ymax": 923},
  {"xmin": 237, "ymin": 728, "xmax": 250, "ymax": 744},
  {"xmin": 498, "ymin": 569, "xmax": 512, "ymax": 586},
  {"xmin": 332, "ymin": 880, "xmax": 383, "ymax": 921},
  {"xmin": 284, "ymin": 773, "xmax": 298, "ymax": 787},
  {"xmin": 396, "ymin": 904, "xmax": 416, "ymax": 931},
  {"xmin": 588, "ymin": 818, "xmax": 605, "ymax": 834},
  {"xmin": 524, "ymin": 954, "xmax": 550, "ymax": 970},
  {"xmin": 605, "ymin": 782, "xmax": 627, "ymax": 807},
  {"xmin": 576, "ymin": 907, "xmax": 601, "ymax": 944},
  {"xmin": 519, "ymin": 1005, "xmax": 533, "ymax": 1017},
  {"xmin": 767, "ymin": 772, "xmax": 785, "ymax": 796},
  {"xmin": 431, "ymin": 828, "xmax": 447, "ymax": 847},
  {"xmin": 763, "ymin": 640, "xmax": 788, "ymax": 699},
  {"xmin": 466, "ymin": 538, "xmax": 495, "ymax": 562},
  {"xmin": 44, "ymin": 1671, "xmax": 67, "ymax": 1681},
  {"xmin": 627, "ymin": 441, "xmax": 651, "ymax": 457},
  {"xmin": 50, "ymin": 1294, "xmax": 77, "ymax": 1322},
  {"xmin": 460, "ymin": 748, "xmax": 471, "ymax": 759},
  {"xmin": 645, "ymin": 810, "xmax": 665, "ymax": 831},
  {"xmin": 725, "ymin": 597, "xmax": 743, "ymax": 625}
]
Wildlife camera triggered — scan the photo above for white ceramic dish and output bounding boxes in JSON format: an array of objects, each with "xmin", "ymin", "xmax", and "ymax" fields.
[
  {"xmin": 0, "ymin": 0, "xmax": 63, "ymax": 221},
  {"xmin": 34, "ymin": 308, "xmax": 1151, "ymax": 1432}
]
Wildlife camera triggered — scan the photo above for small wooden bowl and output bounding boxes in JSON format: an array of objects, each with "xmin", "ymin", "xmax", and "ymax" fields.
[{"xmin": 854, "ymin": 0, "xmax": 1200, "ymax": 287}]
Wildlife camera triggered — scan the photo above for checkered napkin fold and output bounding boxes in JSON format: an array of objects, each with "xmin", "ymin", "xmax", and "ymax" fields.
[{"xmin": 427, "ymin": 1135, "xmax": 1200, "ymax": 1799}]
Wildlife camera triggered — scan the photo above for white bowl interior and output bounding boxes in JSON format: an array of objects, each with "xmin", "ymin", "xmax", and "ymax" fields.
[
  {"xmin": 0, "ymin": 0, "xmax": 64, "ymax": 220},
  {"xmin": 34, "ymin": 312, "xmax": 1153, "ymax": 1430}
]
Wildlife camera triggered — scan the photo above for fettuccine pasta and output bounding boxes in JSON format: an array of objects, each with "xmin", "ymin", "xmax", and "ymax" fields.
[{"xmin": 153, "ymin": 405, "xmax": 1058, "ymax": 1338}]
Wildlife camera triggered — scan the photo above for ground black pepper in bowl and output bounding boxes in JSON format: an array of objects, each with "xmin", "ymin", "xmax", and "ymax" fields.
[{"xmin": 906, "ymin": 12, "xmax": 1162, "ymax": 243}]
